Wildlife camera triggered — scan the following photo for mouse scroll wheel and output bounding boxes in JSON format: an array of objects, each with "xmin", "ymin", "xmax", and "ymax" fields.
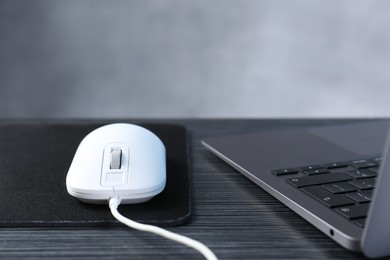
[{"xmin": 110, "ymin": 149, "xmax": 122, "ymax": 169}]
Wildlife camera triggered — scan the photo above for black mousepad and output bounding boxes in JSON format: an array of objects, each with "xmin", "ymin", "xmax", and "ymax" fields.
[{"xmin": 0, "ymin": 122, "xmax": 191, "ymax": 227}]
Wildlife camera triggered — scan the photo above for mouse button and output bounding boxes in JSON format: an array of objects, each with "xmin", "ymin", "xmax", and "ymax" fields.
[{"xmin": 67, "ymin": 149, "xmax": 103, "ymax": 188}]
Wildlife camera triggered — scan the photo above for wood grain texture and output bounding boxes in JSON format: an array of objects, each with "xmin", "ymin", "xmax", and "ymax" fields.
[{"xmin": 0, "ymin": 119, "xmax": 375, "ymax": 259}]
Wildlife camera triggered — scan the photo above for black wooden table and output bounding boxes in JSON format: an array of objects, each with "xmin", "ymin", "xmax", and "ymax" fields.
[{"xmin": 0, "ymin": 119, "xmax": 375, "ymax": 259}]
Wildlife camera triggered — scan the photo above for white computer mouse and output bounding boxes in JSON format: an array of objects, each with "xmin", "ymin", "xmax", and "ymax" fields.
[{"xmin": 66, "ymin": 123, "xmax": 166, "ymax": 204}]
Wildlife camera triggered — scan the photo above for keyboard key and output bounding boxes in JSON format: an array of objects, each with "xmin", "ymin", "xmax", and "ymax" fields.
[
  {"xmin": 321, "ymin": 182, "xmax": 357, "ymax": 194},
  {"xmin": 299, "ymin": 165, "xmax": 322, "ymax": 171},
  {"xmin": 346, "ymin": 190, "xmax": 373, "ymax": 203},
  {"xmin": 301, "ymin": 186, "xmax": 355, "ymax": 208},
  {"xmin": 351, "ymin": 160, "xmax": 378, "ymax": 169},
  {"xmin": 303, "ymin": 168, "xmax": 330, "ymax": 175},
  {"xmin": 335, "ymin": 204, "xmax": 370, "ymax": 219},
  {"xmin": 349, "ymin": 178, "xmax": 376, "ymax": 190},
  {"xmin": 368, "ymin": 167, "xmax": 379, "ymax": 173},
  {"xmin": 344, "ymin": 169, "xmax": 377, "ymax": 179},
  {"xmin": 323, "ymin": 162, "xmax": 349, "ymax": 169},
  {"xmin": 286, "ymin": 173, "xmax": 353, "ymax": 188},
  {"xmin": 353, "ymin": 218, "xmax": 366, "ymax": 228},
  {"xmin": 272, "ymin": 168, "xmax": 299, "ymax": 176}
]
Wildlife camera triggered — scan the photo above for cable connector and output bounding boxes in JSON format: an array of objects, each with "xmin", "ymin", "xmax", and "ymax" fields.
[{"xmin": 108, "ymin": 196, "xmax": 121, "ymax": 209}]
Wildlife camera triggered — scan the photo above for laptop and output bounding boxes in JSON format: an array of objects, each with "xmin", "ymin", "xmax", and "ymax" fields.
[{"xmin": 201, "ymin": 120, "xmax": 390, "ymax": 258}]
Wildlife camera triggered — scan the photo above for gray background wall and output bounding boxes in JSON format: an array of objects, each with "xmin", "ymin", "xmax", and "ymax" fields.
[{"xmin": 1, "ymin": 0, "xmax": 389, "ymax": 118}]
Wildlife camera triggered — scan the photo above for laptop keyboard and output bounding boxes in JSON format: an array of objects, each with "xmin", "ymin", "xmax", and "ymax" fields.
[{"xmin": 271, "ymin": 158, "xmax": 380, "ymax": 228}]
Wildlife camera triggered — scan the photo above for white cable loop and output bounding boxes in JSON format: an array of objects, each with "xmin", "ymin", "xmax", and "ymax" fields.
[{"xmin": 109, "ymin": 197, "xmax": 218, "ymax": 260}]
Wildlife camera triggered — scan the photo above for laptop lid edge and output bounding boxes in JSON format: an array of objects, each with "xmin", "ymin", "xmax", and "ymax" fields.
[{"xmin": 361, "ymin": 126, "xmax": 390, "ymax": 258}]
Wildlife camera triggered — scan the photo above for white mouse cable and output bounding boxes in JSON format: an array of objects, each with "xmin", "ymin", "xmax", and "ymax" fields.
[{"xmin": 109, "ymin": 197, "xmax": 218, "ymax": 260}]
